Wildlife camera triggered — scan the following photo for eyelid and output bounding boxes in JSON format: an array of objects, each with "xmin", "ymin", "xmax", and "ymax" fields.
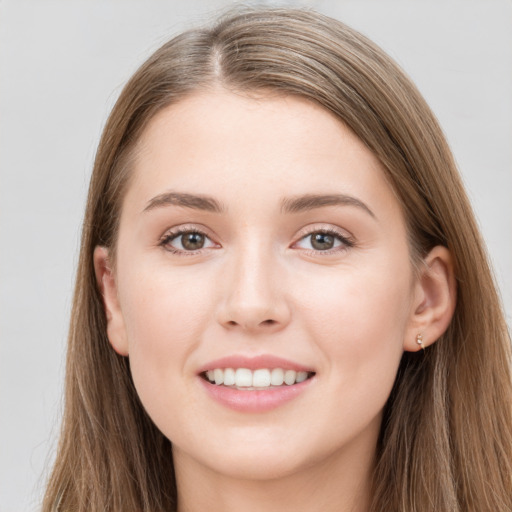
[
  {"xmin": 293, "ymin": 223, "xmax": 354, "ymax": 242},
  {"xmin": 291, "ymin": 224, "xmax": 355, "ymax": 254},
  {"xmin": 159, "ymin": 222, "xmax": 215, "ymax": 237},
  {"xmin": 158, "ymin": 224, "xmax": 220, "ymax": 254}
]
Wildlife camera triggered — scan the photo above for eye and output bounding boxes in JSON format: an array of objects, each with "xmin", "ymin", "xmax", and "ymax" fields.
[
  {"xmin": 160, "ymin": 229, "xmax": 217, "ymax": 253},
  {"xmin": 294, "ymin": 229, "xmax": 353, "ymax": 253}
]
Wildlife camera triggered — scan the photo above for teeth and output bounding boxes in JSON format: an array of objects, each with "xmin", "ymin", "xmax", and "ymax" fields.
[
  {"xmin": 270, "ymin": 368, "xmax": 284, "ymax": 386},
  {"xmin": 223, "ymin": 368, "xmax": 236, "ymax": 386},
  {"xmin": 204, "ymin": 367, "xmax": 313, "ymax": 388},
  {"xmin": 252, "ymin": 369, "xmax": 271, "ymax": 387},
  {"xmin": 235, "ymin": 368, "xmax": 253, "ymax": 387},
  {"xmin": 296, "ymin": 371, "xmax": 308, "ymax": 383},
  {"xmin": 284, "ymin": 370, "xmax": 297, "ymax": 385},
  {"xmin": 214, "ymin": 368, "xmax": 224, "ymax": 385}
]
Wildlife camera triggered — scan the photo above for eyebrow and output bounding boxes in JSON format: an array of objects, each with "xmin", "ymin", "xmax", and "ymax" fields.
[
  {"xmin": 280, "ymin": 194, "xmax": 376, "ymax": 218},
  {"xmin": 143, "ymin": 191, "xmax": 375, "ymax": 219},
  {"xmin": 143, "ymin": 192, "xmax": 225, "ymax": 213}
]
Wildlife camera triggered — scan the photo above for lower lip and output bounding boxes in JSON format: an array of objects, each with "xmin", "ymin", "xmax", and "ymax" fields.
[{"xmin": 199, "ymin": 376, "xmax": 315, "ymax": 413}]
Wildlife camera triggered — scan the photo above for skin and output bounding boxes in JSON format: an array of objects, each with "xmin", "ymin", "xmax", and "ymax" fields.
[{"xmin": 95, "ymin": 89, "xmax": 456, "ymax": 512}]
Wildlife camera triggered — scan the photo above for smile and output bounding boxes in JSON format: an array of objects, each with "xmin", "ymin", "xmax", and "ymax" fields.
[{"xmin": 202, "ymin": 367, "xmax": 314, "ymax": 389}]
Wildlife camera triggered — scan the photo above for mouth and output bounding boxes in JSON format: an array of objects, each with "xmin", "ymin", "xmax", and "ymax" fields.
[
  {"xmin": 197, "ymin": 355, "xmax": 316, "ymax": 412},
  {"xmin": 201, "ymin": 367, "xmax": 316, "ymax": 390}
]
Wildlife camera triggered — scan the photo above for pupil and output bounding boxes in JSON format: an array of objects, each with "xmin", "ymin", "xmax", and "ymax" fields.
[
  {"xmin": 182, "ymin": 232, "xmax": 204, "ymax": 250},
  {"xmin": 311, "ymin": 233, "xmax": 334, "ymax": 250}
]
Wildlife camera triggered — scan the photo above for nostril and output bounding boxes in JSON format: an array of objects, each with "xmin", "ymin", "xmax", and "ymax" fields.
[{"xmin": 220, "ymin": 315, "xmax": 286, "ymax": 331}]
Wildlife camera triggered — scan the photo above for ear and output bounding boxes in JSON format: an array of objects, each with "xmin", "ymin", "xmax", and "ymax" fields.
[
  {"xmin": 93, "ymin": 246, "xmax": 129, "ymax": 356},
  {"xmin": 404, "ymin": 246, "xmax": 457, "ymax": 352}
]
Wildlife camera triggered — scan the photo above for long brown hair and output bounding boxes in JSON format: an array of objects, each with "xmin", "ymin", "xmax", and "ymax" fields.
[{"xmin": 43, "ymin": 7, "xmax": 512, "ymax": 511}]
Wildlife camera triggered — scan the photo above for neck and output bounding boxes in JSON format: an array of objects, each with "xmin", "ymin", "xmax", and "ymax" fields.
[{"xmin": 174, "ymin": 426, "xmax": 377, "ymax": 512}]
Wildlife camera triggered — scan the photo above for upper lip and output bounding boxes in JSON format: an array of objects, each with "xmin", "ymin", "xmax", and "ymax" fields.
[{"xmin": 197, "ymin": 354, "xmax": 314, "ymax": 374}]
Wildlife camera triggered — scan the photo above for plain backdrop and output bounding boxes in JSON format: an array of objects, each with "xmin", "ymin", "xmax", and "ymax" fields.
[{"xmin": 1, "ymin": 1, "xmax": 511, "ymax": 510}]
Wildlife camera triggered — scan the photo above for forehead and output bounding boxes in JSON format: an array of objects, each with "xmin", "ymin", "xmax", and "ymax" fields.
[{"xmin": 125, "ymin": 90, "xmax": 402, "ymax": 223}]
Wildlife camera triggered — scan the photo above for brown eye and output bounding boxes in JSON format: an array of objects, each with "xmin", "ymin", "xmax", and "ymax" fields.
[
  {"xmin": 294, "ymin": 229, "xmax": 353, "ymax": 254},
  {"xmin": 310, "ymin": 233, "xmax": 335, "ymax": 250},
  {"xmin": 161, "ymin": 229, "xmax": 217, "ymax": 253},
  {"xmin": 180, "ymin": 232, "xmax": 205, "ymax": 250}
]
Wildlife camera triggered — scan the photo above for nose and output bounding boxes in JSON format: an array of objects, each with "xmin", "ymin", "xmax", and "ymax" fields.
[{"xmin": 215, "ymin": 242, "xmax": 291, "ymax": 334}]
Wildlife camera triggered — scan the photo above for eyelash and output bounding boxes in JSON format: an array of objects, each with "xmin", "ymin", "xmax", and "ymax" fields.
[
  {"xmin": 158, "ymin": 226, "xmax": 354, "ymax": 256},
  {"xmin": 158, "ymin": 226, "xmax": 215, "ymax": 256},
  {"xmin": 293, "ymin": 227, "xmax": 355, "ymax": 256}
]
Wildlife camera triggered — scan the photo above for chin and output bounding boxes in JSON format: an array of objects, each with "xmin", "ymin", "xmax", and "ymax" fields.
[
  {"xmin": 183, "ymin": 427, "xmax": 332, "ymax": 482},
  {"xmin": 204, "ymin": 449, "xmax": 308, "ymax": 481}
]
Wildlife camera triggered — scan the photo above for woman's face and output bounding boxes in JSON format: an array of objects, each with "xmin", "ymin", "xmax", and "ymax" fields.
[{"xmin": 101, "ymin": 90, "xmax": 421, "ymax": 480}]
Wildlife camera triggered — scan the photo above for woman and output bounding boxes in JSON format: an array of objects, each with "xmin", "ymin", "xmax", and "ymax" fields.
[{"xmin": 43, "ymin": 7, "xmax": 512, "ymax": 511}]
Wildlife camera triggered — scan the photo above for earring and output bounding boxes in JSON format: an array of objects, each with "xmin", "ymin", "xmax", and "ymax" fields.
[{"xmin": 416, "ymin": 333, "xmax": 425, "ymax": 350}]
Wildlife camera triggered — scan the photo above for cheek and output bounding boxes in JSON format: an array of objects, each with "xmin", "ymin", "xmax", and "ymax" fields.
[
  {"xmin": 121, "ymin": 262, "xmax": 215, "ymax": 337},
  {"xmin": 117, "ymin": 263, "xmax": 216, "ymax": 403},
  {"xmin": 297, "ymin": 256, "xmax": 412, "ymax": 403},
  {"xmin": 302, "ymin": 261, "xmax": 411, "ymax": 342}
]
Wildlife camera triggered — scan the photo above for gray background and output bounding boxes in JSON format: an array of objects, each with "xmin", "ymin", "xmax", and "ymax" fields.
[{"xmin": 1, "ymin": 1, "xmax": 511, "ymax": 510}]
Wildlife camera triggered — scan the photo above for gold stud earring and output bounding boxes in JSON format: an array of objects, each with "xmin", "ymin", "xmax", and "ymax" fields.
[{"xmin": 416, "ymin": 333, "xmax": 424, "ymax": 350}]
